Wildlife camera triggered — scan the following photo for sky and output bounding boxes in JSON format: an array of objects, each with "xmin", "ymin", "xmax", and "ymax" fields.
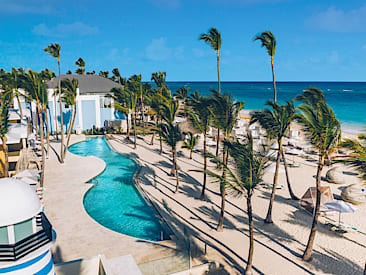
[{"xmin": 1, "ymin": 0, "xmax": 366, "ymax": 81}]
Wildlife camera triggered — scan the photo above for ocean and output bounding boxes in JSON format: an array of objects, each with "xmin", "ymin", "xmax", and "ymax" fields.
[{"xmin": 165, "ymin": 81, "xmax": 366, "ymax": 133}]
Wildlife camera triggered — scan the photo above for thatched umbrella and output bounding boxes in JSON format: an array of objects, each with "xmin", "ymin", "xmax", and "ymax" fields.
[{"xmin": 178, "ymin": 120, "xmax": 200, "ymax": 135}]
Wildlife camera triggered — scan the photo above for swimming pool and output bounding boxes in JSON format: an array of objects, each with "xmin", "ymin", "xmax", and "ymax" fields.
[{"xmin": 68, "ymin": 137, "xmax": 168, "ymax": 241}]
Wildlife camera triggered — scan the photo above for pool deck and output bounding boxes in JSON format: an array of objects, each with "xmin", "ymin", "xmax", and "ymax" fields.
[
  {"xmin": 44, "ymin": 134, "xmax": 365, "ymax": 274},
  {"xmin": 44, "ymin": 135, "xmax": 180, "ymax": 266}
]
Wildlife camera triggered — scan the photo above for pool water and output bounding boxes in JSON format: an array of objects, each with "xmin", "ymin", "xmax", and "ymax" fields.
[{"xmin": 69, "ymin": 137, "xmax": 167, "ymax": 241}]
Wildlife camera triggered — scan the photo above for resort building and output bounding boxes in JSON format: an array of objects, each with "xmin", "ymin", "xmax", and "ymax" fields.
[{"xmin": 0, "ymin": 178, "xmax": 56, "ymax": 274}]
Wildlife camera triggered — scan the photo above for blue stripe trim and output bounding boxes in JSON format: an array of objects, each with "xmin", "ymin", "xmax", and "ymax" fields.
[
  {"xmin": 34, "ymin": 254, "xmax": 53, "ymax": 275},
  {"xmin": 0, "ymin": 251, "xmax": 49, "ymax": 273}
]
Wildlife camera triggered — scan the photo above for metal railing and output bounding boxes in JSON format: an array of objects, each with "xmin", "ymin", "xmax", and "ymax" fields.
[{"xmin": 0, "ymin": 213, "xmax": 53, "ymax": 262}]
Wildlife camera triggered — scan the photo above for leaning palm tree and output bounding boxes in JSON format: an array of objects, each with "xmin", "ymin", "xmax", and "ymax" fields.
[
  {"xmin": 181, "ymin": 132, "xmax": 199, "ymax": 160},
  {"xmin": 44, "ymin": 43, "xmax": 65, "ymax": 163},
  {"xmin": 0, "ymin": 89, "xmax": 11, "ymax": 177},
  {"xmin": 187, "ymin": 92, "xmax": 213, "ymax": 200},
  {"xmin": 112, "ymin": 68, "xmax": 122, "ymax": 85},
  {"xmin": 61, "ymin": 78, "xmax": 78, "ymax": 157},
  {"xmin": 75, "ymin": 57, "xmax": 85, "ymax": 75},
  {"xmin": 210, "ymin": 90, "xmax": 244, "ymax": 231},
  {"xmin": 199, "ymin": 27, "xmax": 222, "ymax": 156},
  {"xmin": 151, "ymin": 72, "xmax": 166, "ymax": 95},
  {"xmin": 23, "ymin": 70, "xmax": 48, "ymax": 187},
  {"xmin": 253, "ymin": 31, "xmax": 277, "ymax": 102},
  {"xmin": 195, "ymin": 135, "xmax": 269, "ymax": 274},
  {"xmin": 146, "ymin": 93, "xmax": 167, "ymax": 150},
  {"xmin": 296, "ymin": 88, "xmax": 341, "ymax": 261},
  {"xmin": 250, "ymin": 100, "xmax": 298, "ymax": 223},
  {"xmin": 126, "ymin": 78, "xmax": 139, "ymax": 149},
  {"xmin": 337, "ymin": 134, "xmax": 366, "ymax": 181}
]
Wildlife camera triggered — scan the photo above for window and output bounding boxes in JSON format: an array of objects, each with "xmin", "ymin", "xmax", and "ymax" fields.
[
  {"xmin": 99, "ymin": 96, "xmax": 111, "ymax": 108},
  {"xmin": 0, "ymin": 226, "xmax": 8, "ymax": 244},
  {"xmin": 14, "ymin": 219, "xmax": 33, "ymax": 243}
]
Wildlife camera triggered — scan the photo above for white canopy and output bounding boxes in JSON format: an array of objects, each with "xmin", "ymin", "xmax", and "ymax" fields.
[{"xmin": 0, "ymin": 178, "xmax": 42, "ymax": 226}]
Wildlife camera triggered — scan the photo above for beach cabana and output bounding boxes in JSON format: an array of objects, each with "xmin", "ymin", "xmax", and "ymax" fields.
[{"xmin": 300, "ymin": 186, "xmax": 334, "ymax": 215}]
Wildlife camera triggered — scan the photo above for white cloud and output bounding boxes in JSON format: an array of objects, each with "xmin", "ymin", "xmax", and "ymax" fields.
[
  {"xmin": 305, "ymin": 4, "xmax": 366, "ymax": 32},
  {"xmin": 32, "ymin": 22, "xmax": 98, "ymax": 37},
  {"xmin": 0, "ymin": 0, "xmax": 53, "ymax": 14},
  {"xmin": 145, "ymin": 37, "xmax": 183, "ymax": 61}
]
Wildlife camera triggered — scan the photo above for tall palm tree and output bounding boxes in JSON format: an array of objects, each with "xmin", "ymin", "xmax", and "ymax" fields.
[
  {"xmin": 199, "ymin": 28, "xmax": 222, "ymax": 156},
  {"xmin": 173, "ymin": 87, "xmax": 190, "ymax": 102},
  {"xmin": 107, "ymin": 87, "xmax": 131, "ymax": 141},
  {"xmin": 130, "ymin": 75, "xmax": 146, "ymax": 136},
  {"xmin": 253, "ymin": 31, "xmax": 277, "ymax": 102},
  {"xmin": 112, "ymin": 68, "xmax": 122, "ymax": 84},
  {"xmin": 187, "ymin": 92, "xmax": 213, "ymax": 200},
  {"xmin": 61, "ymin": 78, "xmax": 78, "ymax": 157},
  {"xmin": 296, "ymin": 88, "xmax": 341, "ymax": 261},
  {"xmin": 251, "ymin": 100, "xmax": 298, "ymax": 223},
  {"xmin": 0, "ymin": 88, "xmax": 11, "ymax": 177},
  {"xmin": 99, "ymin": 71, "xmax": 109, "ymax": 78},
  {"xmin": 181, "ymin": 132, "xmax": 199, "ymax": 160},
  {"xmin": 44, "ymin": 43, "xmax": 65, "ymax": 163},
  {"xmin": 75, "ymin": 57, "xmax": 85, "ymax": 75},
  {"xmin": 196, "ymin": 135, "xmax": 269, "ymax": 275},
  {"xmin": 146, "ymin": 93, "xmax": 167, "ymax": 150},
  {"xmin": 151, "ymin": 72, "xmax": 167, "ymax": 95},
  {"xmin": 126, "ymin": 77, "xmax": 139, "ymax": 149},
  {"xmin": 40, "ymin": 68, "xmax": 58, "ymax": 139},
  {"xmin": 23, "ymin": 70, "xmax": 48, "ymax": 187},
  {"xmin": 210, "ymin": 90, "xmax": 243, "ymax": 231}
]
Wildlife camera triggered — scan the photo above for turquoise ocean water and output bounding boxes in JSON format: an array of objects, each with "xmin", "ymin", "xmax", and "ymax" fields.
[{"xmin": 166, "ymin": 82, "xmax": 366, "ymax": 132}]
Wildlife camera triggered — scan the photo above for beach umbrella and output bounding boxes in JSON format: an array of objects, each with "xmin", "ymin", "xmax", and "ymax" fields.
[
  {"xmin": 14, "ymin": 169, "xmax": 40, "ymax": 179},
  {"xmin": 16, "ymin": 176, "xmax": 38, "ymax": 185},
  {"xmin": 265, "ymin": 166, "xmax": 285, "ymax": 174},
  {"xmin": 324, "ymin": 200, "xmax": 357, "ymax": 226}
]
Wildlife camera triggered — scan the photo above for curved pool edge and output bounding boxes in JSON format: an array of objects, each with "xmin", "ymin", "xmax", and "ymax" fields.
[
  {"xmin": 104, "ymin": 135, "xmax": 175, "ymax": 241},
  {"xmin": 68, "ymin": 135, "xmax": 172, "ymax": 243}
]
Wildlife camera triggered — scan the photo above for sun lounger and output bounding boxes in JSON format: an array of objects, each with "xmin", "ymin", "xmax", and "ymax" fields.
[
  {"xmin": 326, "ymin": 221, "xmax": 359, "ymax": 233},
  {"xmin": 261, "ymin": 182, "xmax": 285, "ymax": 190}
]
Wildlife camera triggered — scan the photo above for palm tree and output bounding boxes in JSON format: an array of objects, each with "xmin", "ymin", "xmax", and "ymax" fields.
[
  {"xmin": 99, "ymin": 71, "xmax": 109, "ymax": 78},
  {"xmin": 187, "ymin": 92, "xmax": 213, "ymax": 200},
  {"xmin": 296, "ymin": 88, "xmax": 341, "ymax": 261},
  {"xmin": 181, "ymin": 132, "xmax": 199, "ymax": 159},
  {"xmin": 174, "ymin": 87, "xmax": 190, "ymax": 102},
  {"xmin": 210, "ymin": 90, "xmax": 243, "ymax": 231},
  {"xmin": 253, "ymin": 31, "xmax": 277, "ymax": 102},
  {"xmin": 337, "ymin": 134, "xmax": 366, "ymax": 181},
  {"xmin": 151, "ymin": 72, "xmax": 167, "ymax": 95},
  {"xmin": 146, "ymin": 93, "xmax": 167, "ymax": 150},
  {"xmin": 250, "ymin": 100, "xmax": 298, "ymax": 223},
  {"xmin": 126, "ymin": 77, "xmax": 139, "ymax": 149},
  {"xmin": 44, "ymin": 43, "xmax": 65, "ymax": 163},
  {"xmin": 40, "ymin": 68, "xmax": 58, "ymax": 140},
  {"xmin": 107, "ymin": 87, "xmax": 131, "ymax": 141},
  {"xmin": 75, "ymin": 57, "xmax": 85, "ymax": 75},
  {"xmin": 23, "ymin": 70, "xmax": 48, "ymax": 187},
  {"xmin": 61, "ymin": 78, "xmax": 78, "ymax": 157},
  {"xmin": 199, "ymin": 28, "xmax": 222, "ymax": 156},
  {"xmin": 129, "ymin": 75, "xmax": 146, "ymax": 136},
  {"xmin": 0, "ymin": 88, "xmax": 11, "ymax": 177},
  {"xmin": 196, "ymin": 135, "xmax": 269, "ymax": 275}
]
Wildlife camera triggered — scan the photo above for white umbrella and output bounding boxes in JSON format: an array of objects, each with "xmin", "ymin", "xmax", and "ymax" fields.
[
  {"xmin": 265, "ymin": 166, "xmax": 285, "ymax": 174},
  {"xmin": 14, "ymin": 169, "xmax": 40, "ymax": 179},
  {"xmin": 324, "ymin": 200, "xmax": 357, "ymax": 226},
  {"xmin": 17, "ymin": 176, "xmax": 38, "ymax": 185}
]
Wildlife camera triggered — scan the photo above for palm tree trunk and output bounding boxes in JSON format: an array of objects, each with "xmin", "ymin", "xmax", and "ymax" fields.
[
  {"xmin": 16, "ymin": 95, "xmax": 23, "ymax": 119},
  {"xmin": 43, "ymin": 106, "xmax": 50, "ymax": 158},
  {"xmin": 52, "ymin": 79, "xmax": 58, "ymax": 140},
  {"xmin": 126, "ymin": 113, "xmax": 130, "ymax": 143},
  {"xmin": 217, "ymin": 51, "xmax": 221, "ymax": 93},
  {"xmin": 281, "ymin": 150, "xmax": 299, "ymax": 200},
  {"xmin": 245, "ymin": 195, "xmax": 254, "ymax": 275},
  {"xmin": 271, "ymin": 56, "xmax": 277, "ymax": 103},
  {"xmin": 200, "ymin": 132, "xmax": 207, "ymax": 200},
  {"xmin": 1, "ymin": 137, "xmax": 8, "ymax": 177},
  {"xmin": 37, "ymin": 104, "xmax": 45, "ymax": 187},
  {"xmin": 303, "ymin": 154, "xmax": 325, "ymax": 261},
  {"xmin": 189, "ymin": 149, "xmax": 193, "ymax": 159},
  {"xmin": 159, "ymin": 119, "xmax": 163, "ymax": 155},
  {"xmin": 216, "ymin": 128, "xmax": 220, "ymax": 157},
  {"xmin": 141, "ymin": 97, "xmax": 145, "ymax": 136},
  {"xmin": 217, "ymin": 143, "xmax": 228, "ymax": 232},
  {"xmin": 151, "ymin": 116, "xmax": 157, "ymax": 145},
  {"xmin": 58, "ymin": 57, "xmax": 64, "ymax": 163},
  {"xmin": 133, "ymin": 112, "xmax": 137, "ymax": 150},
  {"xmin": 64, "ymin": 103, "xmax": 76, "ymax": 158},
  {"xmin": 265, "ymin": 139, "xmax": 282, "ymax": 223},
  {"xmin": 170, "ymin": 146, "xmax": 176, "ymax": 176},
  {"xmin": 174, "ymin": 147, "xmax": 179, "ymax": 193}
]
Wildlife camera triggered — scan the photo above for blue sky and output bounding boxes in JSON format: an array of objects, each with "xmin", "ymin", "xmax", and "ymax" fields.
[{"xmin": 1, "ymin": 0, "xmax": 366, "ymax": 81}]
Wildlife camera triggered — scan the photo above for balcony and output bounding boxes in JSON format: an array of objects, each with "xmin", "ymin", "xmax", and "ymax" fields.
[{"xmin": 0, "ymin": 213, "xmax": 53, "ymax": 262}]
